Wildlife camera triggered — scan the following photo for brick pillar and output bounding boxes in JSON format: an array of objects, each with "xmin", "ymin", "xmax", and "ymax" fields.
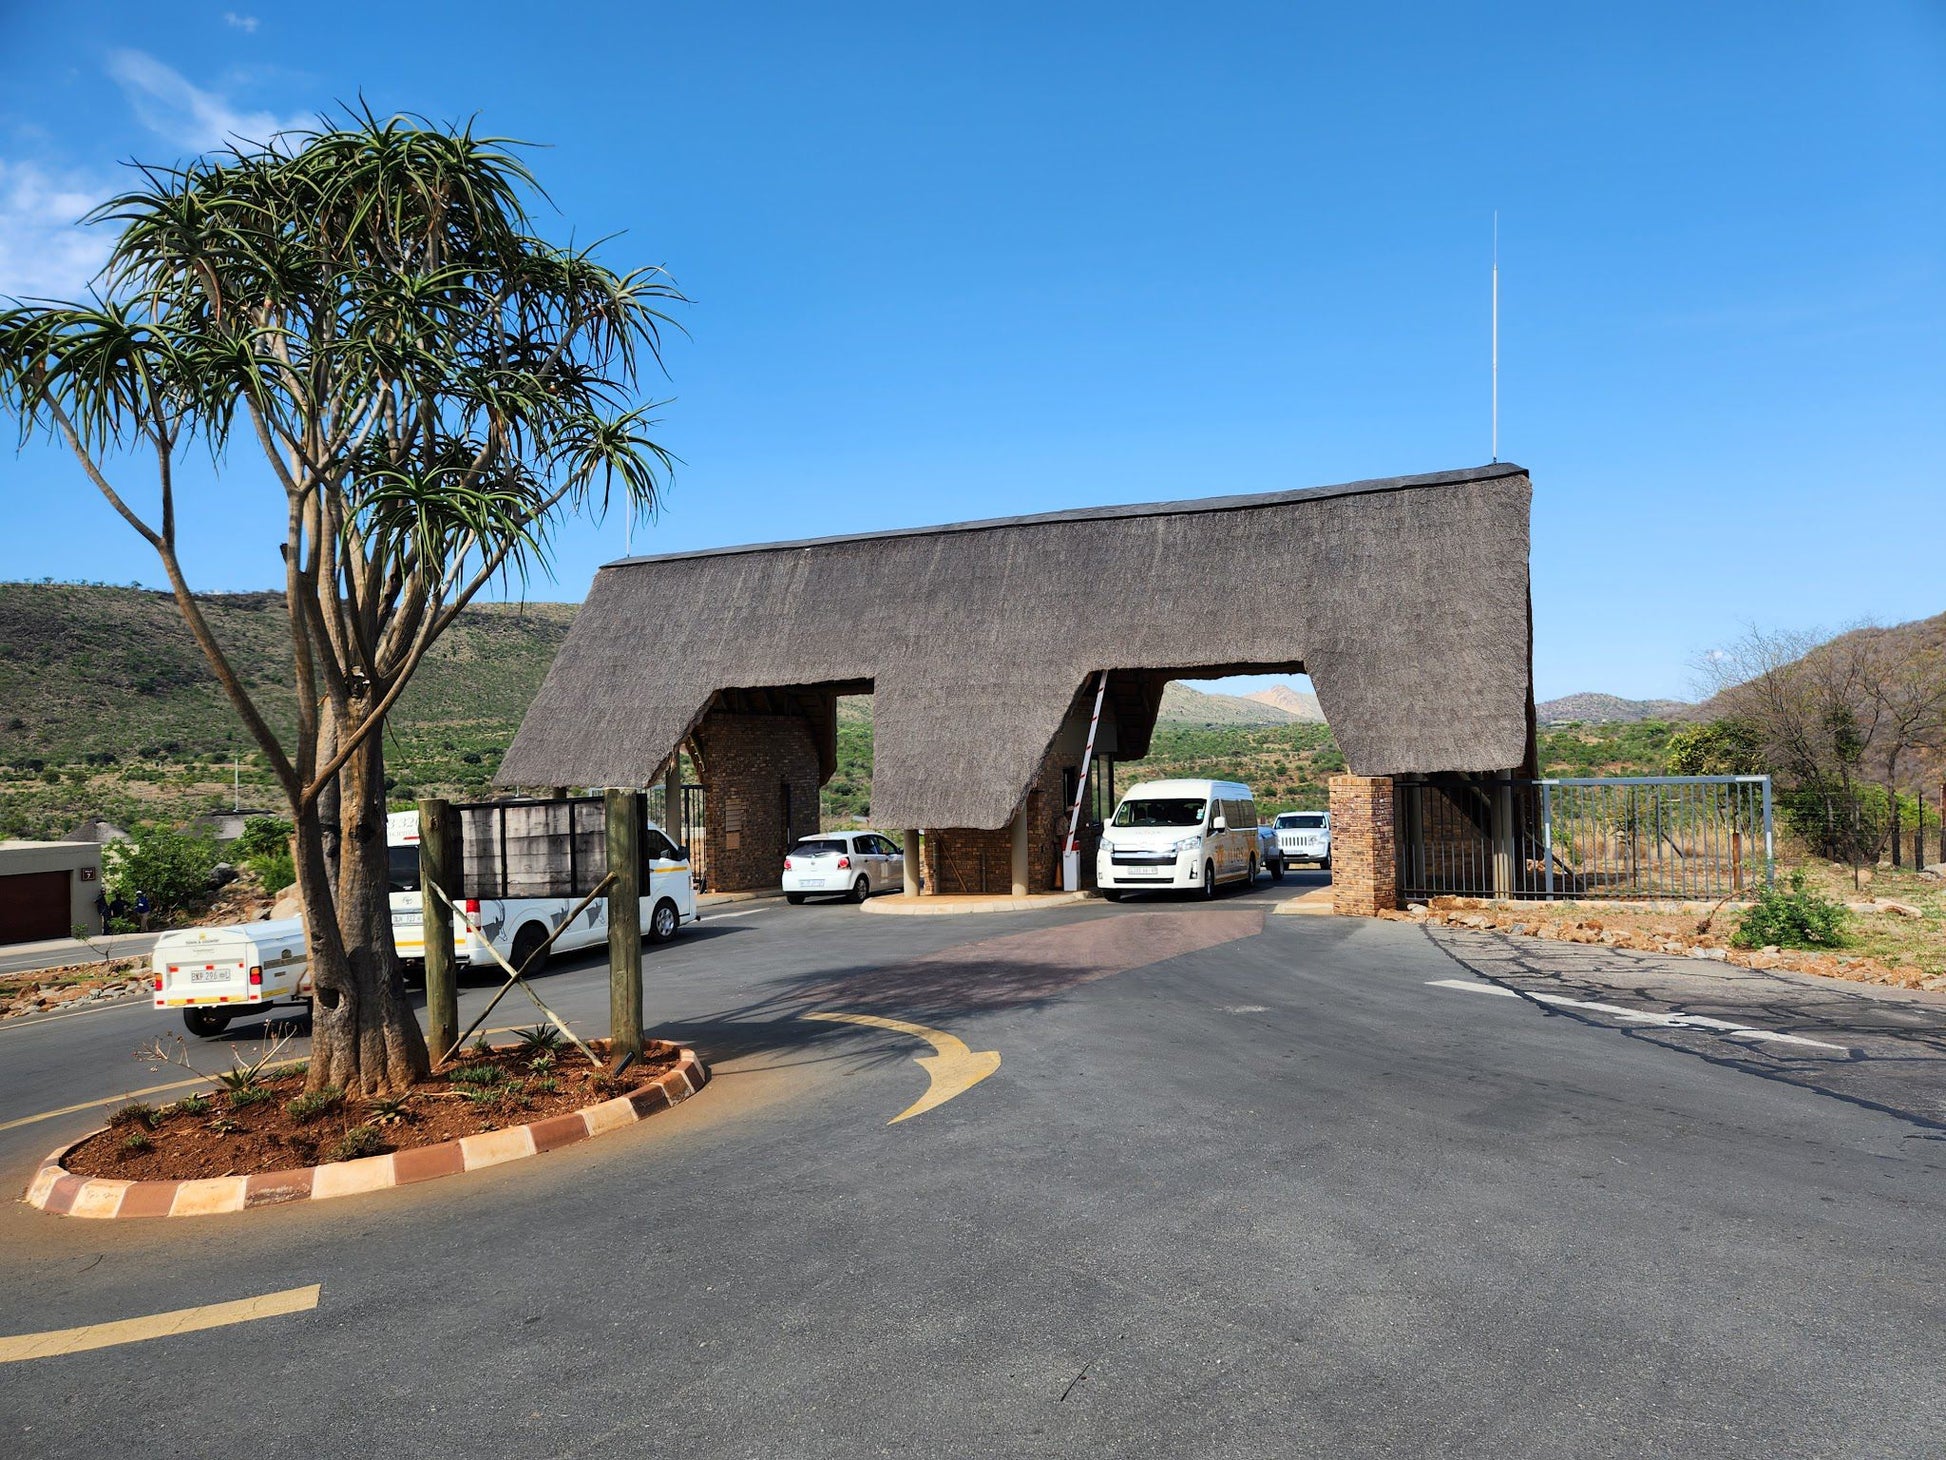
[
  {"xmin": 1329, "ymin": 775, "xmax": 1398, "ymax": 917},
  {"xmin": 692, "ymin": 712, "xmax": 822, "ymax": 893}
]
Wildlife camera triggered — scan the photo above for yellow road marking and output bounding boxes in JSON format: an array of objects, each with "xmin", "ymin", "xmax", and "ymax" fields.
[
  {"xmin": 0, "ymin": 1284, "xmax": 320, "ymax": 1364},
  {"xmin": 802, "ymin": 1011, "xmax": 1001, "ymax": 1123},
  {"xmin": 0, "ymin": 1026, "xmax": 533, "ymax": 1135}
]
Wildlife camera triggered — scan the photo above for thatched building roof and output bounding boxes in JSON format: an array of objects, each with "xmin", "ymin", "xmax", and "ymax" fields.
[{"xmin": 497, "ymin": 464, "xmax": 1534, "ymax": 828}]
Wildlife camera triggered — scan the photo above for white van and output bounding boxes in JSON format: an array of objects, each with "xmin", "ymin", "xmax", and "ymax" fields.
[
  {"xmin": 1095, "ymin": 778, "xmax": 1262, "ymax": 901},
  {"xmin": 155, "ymin": 807, "xmax": 699, "ymax": 1037}
]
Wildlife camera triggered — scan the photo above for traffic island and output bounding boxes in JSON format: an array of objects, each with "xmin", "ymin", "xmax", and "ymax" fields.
[
  {"xmin": 23, "ymin": 1038, "xmax": 707, "ymax": 1219},
  {"xmin": 859, "ymin": 891, "xmax": 1096, "ymax": 916}
]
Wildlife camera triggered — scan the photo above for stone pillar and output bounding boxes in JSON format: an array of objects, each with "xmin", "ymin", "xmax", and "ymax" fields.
[
  {"xmin": 1010, "ymin": 802, "xmax": 1030, "ymax": 897},
  {"xmin": 1328, "ymin": 775, "xmax": 1398, "ymax": 918},
  {"xmin": 904, "ymin": 831, "xmax": 921, "ymax": 896}
]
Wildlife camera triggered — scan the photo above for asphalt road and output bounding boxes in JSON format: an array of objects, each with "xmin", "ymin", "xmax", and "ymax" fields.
[
  {"xmin": 0, "ymin": 932, "xmax": 162, "ymax": 979},
  {"xmin": 2, "ymin": 875, "xmax": 1944, "ymax": 1458}
]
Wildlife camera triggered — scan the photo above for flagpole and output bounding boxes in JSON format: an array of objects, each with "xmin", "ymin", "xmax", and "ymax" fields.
[{"xmin": 1491, "ymin": 211, "xmax": 1499, "ymax": 463}]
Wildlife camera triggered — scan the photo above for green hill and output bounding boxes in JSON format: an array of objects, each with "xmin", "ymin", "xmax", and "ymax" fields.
[{"xmin": 0, "ymin": 582, "xmax": 576, "ymax": 839}]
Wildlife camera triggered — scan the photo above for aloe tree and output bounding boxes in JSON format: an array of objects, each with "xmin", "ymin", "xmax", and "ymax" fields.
[{"xmin": 0, "ymin": 114, "xmax": 680, "ymax": 1093}]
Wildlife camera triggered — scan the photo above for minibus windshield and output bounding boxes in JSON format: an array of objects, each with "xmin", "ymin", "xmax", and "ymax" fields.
[
  {"xmin": 387, "ymin": 846, "xmax": 421, "ymax": 892},
  {"xmin": 1113, "ymin": 798, "xmax": 1207, "ymax": 828}
]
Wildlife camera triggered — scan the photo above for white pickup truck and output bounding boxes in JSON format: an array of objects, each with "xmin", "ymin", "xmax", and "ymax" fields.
[{"xmin": 1272, "ymin": 810, "xmax": 1331, "ymax": 870}]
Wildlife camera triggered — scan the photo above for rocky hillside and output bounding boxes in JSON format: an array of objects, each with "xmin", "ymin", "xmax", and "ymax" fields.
[
  {"xmin": 1536, "ymin": 692, "xmax": 1694, "ymax": 725},
  {"xmin": 1244, "ymin": 684, "xmax": 1325, "ymax": 722}
]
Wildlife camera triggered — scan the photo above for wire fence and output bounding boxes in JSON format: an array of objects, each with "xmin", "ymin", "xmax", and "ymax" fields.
[{"xmin": 1397, "ymin": 775, "xmax": 1774, "ymax": 902}]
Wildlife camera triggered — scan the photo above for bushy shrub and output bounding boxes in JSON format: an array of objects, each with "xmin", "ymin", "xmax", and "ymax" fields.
[
  {"xmin": 103, "ymin": 824, "xmax": 220, "ymax": 918},
  {"xmin": 1732, "ymin": 872, "xmax": 1849, "ymax": 950},
  {"xmin": 231, "ymin": 816, "xmax": 292, "ymax": 859},
  {"xmin": 1665, "ymin": 719, "xmax": 1766, "ymax": 776}
]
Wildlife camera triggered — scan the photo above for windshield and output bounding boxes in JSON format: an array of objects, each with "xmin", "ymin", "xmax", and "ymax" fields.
[
  {"xmin": 791, "ymin": 839, "xmax": 850, "ymax": 857},
  {"xmin": 387, "ymin": 846, "xmax": 421, "ymax": 892},
  {"xmin": 1277, "ymin": 813, "xmax": 1326, "ymax": 830},
  {"xmin": 1113, "ymin": 798, "xmax": 1207, "ymax": 828}
]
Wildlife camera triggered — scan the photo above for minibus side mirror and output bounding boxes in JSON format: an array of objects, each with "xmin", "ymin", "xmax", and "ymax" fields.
[{"xmin": 1212, "ymin": 815, "xmax": 1228, "ymax": 832}]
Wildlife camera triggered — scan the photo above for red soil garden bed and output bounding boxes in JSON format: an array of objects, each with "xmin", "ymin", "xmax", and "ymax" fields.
[{"xmin": 65, "ymin": 1037, "xmax": 679, "ymax": 1183}]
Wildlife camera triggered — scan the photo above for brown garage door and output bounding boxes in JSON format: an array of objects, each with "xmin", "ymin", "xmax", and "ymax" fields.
[{"xmin": 0, "ymin": 870, "xmax": 71, "ymax": 945}]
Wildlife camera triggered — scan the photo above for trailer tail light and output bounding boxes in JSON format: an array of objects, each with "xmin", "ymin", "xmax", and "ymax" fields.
[
  {"xmin": 249, "ymin": 965, "xmax": 263, "ymax": 988},
  {"xmin": 152, "ymin": 974, "xmax": 163, "ymax": 992},
  {"xmin": 463, "ymin": 899, "xmax": 480, "ymax": 914}
]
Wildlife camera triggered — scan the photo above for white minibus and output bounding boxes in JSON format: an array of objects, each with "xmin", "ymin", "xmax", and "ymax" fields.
[{"xmin": 1095, "ymin": 778, "xmax": 1262, "ymax": 900}]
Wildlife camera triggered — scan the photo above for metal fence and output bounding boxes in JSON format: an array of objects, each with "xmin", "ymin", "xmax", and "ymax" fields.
[{"xmin": 1396, "ymin": 775, "xmax": 1774, "ymax": 903}]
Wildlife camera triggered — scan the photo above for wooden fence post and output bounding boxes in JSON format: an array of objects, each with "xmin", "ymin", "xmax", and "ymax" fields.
[
  {"xmin": 417, "ymin": 797, "xmax": 458, "ymax": 1064},
  {"xmin": 606, "ymin": 788, "xmax": 644, "ymax": 1064}
]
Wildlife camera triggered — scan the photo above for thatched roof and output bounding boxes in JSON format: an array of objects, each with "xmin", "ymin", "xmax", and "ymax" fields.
[{"xmin": 498, "ymin": 464, "xmax": 1535, "ymax": 828}]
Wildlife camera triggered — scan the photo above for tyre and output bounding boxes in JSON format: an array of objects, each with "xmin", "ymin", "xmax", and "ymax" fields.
[
  {"xmin": 786, "ymin": 893, "xmax": 806, "ymax": 905},
  {"xmin": 182, "ymin": 1007, "xmax": 230, "ymax": 1038},
  {"xmin": 647, "ymin": 898, "xmax": 680, "ymax": 944},
  {"xmin": 1271, "ymin": 859, "xmax": 1285, "ymax": 883},
  {"xmin": 1102, "ymin": 889, "xmax": 1124, "ymax": 902},
  {"xmin": 511, "ymin": 922, "xmax": 550, "ymax": 976},
  {"xmin": 1321, "ymin": 855, "xmax": 1332, "ymax": 872},
  {"xmin": 1247, "ymin": 854, "xmax": 1259, "ymax": 887},
  {"xmin": 1201, "ymin": 861, "xmax": 1217, "ymax": 900},
  {"xmin": 850, "ymin": 875, "xmax": 870, "ymax": 904}
]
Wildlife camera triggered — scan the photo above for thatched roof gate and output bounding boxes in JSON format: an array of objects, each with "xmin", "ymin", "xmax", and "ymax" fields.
[{"xmin": 497, "ymin": 463, "xmax": 1535, "ymax": 829}]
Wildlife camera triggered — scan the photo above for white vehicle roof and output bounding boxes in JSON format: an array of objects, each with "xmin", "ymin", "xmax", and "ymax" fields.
[
  {"xmin": 1117, "ymin": 778, "xmax": 1254, "ymax": 801},
  {"xmin": 154, "ymin": 915, "xmax": 307, "ymax": 952}
]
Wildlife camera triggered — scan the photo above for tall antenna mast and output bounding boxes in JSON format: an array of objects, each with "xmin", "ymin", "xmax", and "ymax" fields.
[{"xmin": 1491, "ymin": 211, "xmax": 1499, "ymax": 463}]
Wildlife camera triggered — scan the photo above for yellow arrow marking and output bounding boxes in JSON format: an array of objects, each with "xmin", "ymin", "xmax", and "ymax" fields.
[
  {"xmin": 802, "ymin": 1011, "xmax": 1001, "ymax": 1124},
  {"xmin": 0, "ymin": 1284, "xmax": 321, "ymax": 1364}
]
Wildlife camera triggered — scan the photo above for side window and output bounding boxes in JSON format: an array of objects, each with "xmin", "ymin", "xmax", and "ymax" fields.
[
  {"xmin": 644, "ymin": 828, "xmax": 681, "ymax": 862},
  {"xmin": 1238, "ymin": 800, "xmax": 1258, "ymax": 831}
]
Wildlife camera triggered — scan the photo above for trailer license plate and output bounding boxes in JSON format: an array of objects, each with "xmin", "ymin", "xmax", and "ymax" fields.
[{"xmin": 191, "ymin": 969, "xmax": 229, "ymax": 983}]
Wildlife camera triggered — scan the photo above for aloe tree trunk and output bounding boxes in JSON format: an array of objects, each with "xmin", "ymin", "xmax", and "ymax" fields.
[{"xmin": 299, "ymin": 698, "xmax": 429, "ymax": 1095}]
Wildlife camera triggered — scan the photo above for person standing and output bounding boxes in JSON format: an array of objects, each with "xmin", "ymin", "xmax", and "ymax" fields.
[{"xmin": 135, "ymin": 890, "xmax": 152, "ymax": 933}]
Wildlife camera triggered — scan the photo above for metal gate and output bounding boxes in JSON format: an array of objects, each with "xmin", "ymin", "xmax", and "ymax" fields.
[{"xmin": 1396, "ymin": 774, "xmax": 1774, "ymax": 902}]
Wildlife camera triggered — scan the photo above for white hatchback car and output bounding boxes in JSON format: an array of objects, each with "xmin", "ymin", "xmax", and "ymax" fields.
[{"xmin": 783, "ymin": 831, "xmax": 905, "ymax": 904}]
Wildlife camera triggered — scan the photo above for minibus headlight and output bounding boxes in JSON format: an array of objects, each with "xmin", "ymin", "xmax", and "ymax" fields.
[{"xmin": 1173, "ymin": 836, "xmax": 1202, "ymax": 854}]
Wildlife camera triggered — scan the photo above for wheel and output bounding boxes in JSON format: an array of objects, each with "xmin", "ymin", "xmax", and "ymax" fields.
[
  {"xmin": 850, "ymin": 875, "xmax": 870, "ymax": 904},
  {"xmin": 510, "ymin": 922, "xmax": 550, "ymax": 976},
  {"xmin": 182, "ymin": 1007, "xmax": 230, "ymax": 1038},
  {"xmin": 647, "ymin": 898, "xmax": 680, "ymax": 943},
  {"xmin": 1102, "ymin": 889, "xmax": 1124, "ymax": 902},
  {"xmin": 1271, "ymin": 859, "xmax": 1285, "ymax": 883},
  {"xmin": 786, "ymin": 893, "xmax": 807, "ymax": 905},
  {"xmin": 1247, "ymin": 854, "xmax": 1259, "ymax": 887},
  {"xmin": 1321, "ymin": 855, "xmax": 1332, "ymax": 872},
  {"xmin": 1201, "ymin": 861, "xmax": 1217, "ymax": 900}
]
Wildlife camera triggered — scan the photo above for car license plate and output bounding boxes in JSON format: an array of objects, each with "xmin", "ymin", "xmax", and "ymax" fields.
[
  {"xmin": 190, "ymin": 968, "xmax": 230, "ymax": 984},
  {"xmin": 801, "ymin": 879, "xmax": 826, "ymax": 888}
]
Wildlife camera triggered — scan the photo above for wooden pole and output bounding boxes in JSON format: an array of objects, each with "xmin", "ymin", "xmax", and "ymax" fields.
[
  {"xmin": 606, "ymin": 788, "xmax": 644, "ymax": 1064},
  {"xmin": 417, "ymin": 798, "xmax": 458, "ymax": 1065},
  {"xmin": 903, "ymin": 830, "xmax": 921, "ymax": 897}
]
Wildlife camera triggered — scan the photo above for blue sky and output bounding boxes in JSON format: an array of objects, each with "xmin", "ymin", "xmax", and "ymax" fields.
[{"xmin": 0, "ymin": 1, "xmax": 1940, "ymax": 702}]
